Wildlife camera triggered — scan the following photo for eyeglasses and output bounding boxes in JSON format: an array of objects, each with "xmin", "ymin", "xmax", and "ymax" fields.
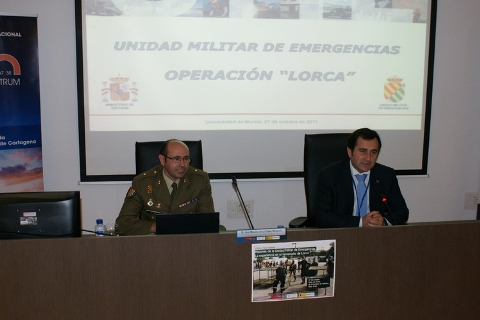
[{"xmin": 164, "ymin": 155, "xmax": 191, "ymax": 163}]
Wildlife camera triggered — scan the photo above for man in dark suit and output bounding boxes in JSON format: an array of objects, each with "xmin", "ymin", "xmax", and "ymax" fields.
[
  {"xmin": 315, "ymin": 128, "xmax": 409, "ymax": 228},
  {"xmin": 116, "ymin": 139, "xmax": 214, "ymax": 235},
  {"xmin": 272, "ymin": 261, "xmax": 287, "ymax": 294}
]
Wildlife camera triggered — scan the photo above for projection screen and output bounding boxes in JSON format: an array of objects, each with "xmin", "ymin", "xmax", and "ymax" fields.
[{"xmin": 75, "ymin": 0, "xmax": 436, "ymax": 181}]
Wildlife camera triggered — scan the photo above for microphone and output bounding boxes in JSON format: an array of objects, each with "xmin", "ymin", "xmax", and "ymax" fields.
[
  {"xmin": 231, "ymin": 176, "xmax": 254, "ymax": 229},
  {"xmin": 380, "ymin": 194, "xmax": 397, "ymax": 225}
]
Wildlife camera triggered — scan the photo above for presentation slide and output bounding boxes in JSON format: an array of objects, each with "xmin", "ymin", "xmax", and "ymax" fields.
[{"xmin": 77, "ymin": 0, "xmax": 433, "ymax": 179}]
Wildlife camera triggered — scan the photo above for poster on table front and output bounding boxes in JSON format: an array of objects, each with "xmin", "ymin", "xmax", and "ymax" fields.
[
  {"xmin": 252, "ymin": 239, "xmax": 335, "ymax": 302},
  {"xmin": 0, "ymin": 14, "xmax": 43, "ymax": 192}
]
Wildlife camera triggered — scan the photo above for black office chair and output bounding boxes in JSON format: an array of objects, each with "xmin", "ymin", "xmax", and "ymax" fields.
[
  {"xmin": 135, "ymin": 140, "xmax": 203, "ymax": 175},
  {"xmin": 289, "ymin": 133, "xmax": 350, "ymax": 228}
]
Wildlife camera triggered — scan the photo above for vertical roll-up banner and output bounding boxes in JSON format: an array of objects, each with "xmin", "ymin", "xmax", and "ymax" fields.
[{"xmin": 0, "ymin": 14, "xmax": 44, "ymax": 192}]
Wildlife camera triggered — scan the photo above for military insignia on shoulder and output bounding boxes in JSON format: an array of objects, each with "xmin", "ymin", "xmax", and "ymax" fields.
[{"xmin": 126, "ymin": 187, "xmax": 136, "ymax": 199}]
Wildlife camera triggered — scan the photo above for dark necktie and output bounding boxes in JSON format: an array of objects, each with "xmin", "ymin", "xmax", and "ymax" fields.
[{"xmin": 171, "ymin": 182, "xmax": 177, "ymax": 199}]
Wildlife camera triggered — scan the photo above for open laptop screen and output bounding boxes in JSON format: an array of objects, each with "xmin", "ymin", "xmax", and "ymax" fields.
[{"xmin": 151, "ymin": 211, "xmax": 219, "ymax": 235}]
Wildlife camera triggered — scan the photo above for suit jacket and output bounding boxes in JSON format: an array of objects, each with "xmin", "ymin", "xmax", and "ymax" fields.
[
  {"xmin": 116, "ymin": 165, "xmax": 214, "ymax": 235},
  {"xmin": 314, "ymin": 158, "xmax": 409, "ymax": 228}
]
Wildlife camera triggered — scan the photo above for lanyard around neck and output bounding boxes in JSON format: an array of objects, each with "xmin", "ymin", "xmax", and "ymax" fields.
[{"xmin": 352, "ymin": 175, "xmax": 369, "ymax": 216}]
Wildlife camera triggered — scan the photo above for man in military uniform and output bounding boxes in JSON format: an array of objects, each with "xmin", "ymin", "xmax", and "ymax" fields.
[{"xmin": 116, "ymin": 139, "xmax": 215, "ymax": 235}]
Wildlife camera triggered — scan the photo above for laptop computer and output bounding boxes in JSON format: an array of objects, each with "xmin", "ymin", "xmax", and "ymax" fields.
[{"xmin": 151, "ymin": 211, "xmax": 220, "ymax": 235}]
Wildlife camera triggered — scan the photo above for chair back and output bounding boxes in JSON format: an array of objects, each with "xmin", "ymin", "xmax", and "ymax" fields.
[
  {"xmin": 135, "ymin": 140, "xmax": 203, "ymax": 175},
  {"xmin": 304, "ymin": 133, "xmax": 350, "ymax": 223}
]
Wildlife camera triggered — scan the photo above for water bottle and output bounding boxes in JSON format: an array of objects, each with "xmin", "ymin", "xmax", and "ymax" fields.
[{"xmin": 95, "ymin": 219, "xmax": 106, "ymax": 236}]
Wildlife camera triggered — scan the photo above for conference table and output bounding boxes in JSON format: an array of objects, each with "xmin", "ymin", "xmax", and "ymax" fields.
[{"xmin": 1, "ymin": 220, "xmax": 479, "ymax": 319}]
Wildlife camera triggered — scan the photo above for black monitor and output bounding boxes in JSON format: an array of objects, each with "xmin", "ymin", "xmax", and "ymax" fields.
[{"xmin": 0, "ymin": 191, "xmax": 81, "ymax": 239}]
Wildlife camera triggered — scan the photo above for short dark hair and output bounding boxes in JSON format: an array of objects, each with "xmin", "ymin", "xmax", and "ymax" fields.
[
  {"xmin": 159, "ymin": 139, "xmax": 188, "ymax": 156},
  {"xmin": 347, "ymin": 128, "xmax": 382, "ymax": 152}
]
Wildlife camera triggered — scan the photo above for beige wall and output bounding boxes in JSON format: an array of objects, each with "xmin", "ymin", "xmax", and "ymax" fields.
[{"xmin": 1, "ymin": 0, "xmax": 479, "ymax": 230}]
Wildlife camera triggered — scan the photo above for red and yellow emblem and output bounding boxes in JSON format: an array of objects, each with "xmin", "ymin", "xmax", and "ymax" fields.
[{"xmin": 384, "ymin": 76, "xmax": 405, "ymax": 102}]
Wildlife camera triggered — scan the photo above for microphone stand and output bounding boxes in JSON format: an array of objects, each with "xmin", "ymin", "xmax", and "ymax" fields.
[
  {"xmin": 232, "ymin": 176, "xmax": 254, "ymax": 229},
  {"xmin": 381, "ymin": 195, "xmax": 398, "ymax": 225}
]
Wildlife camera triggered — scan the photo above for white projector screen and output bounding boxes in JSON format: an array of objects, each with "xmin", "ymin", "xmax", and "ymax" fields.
[{"xmin": 75, "ymin": 0, "xmax": 436, "ymax": 181}]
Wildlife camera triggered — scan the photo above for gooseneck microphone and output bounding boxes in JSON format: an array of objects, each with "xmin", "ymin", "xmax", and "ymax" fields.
[
  {"xmin": 380, "ymin": 194, "xmax": 397, "ymax": 225},
  {"xmin": 232, "ymin": 176, "xmax": 254, "ymax": 229}
]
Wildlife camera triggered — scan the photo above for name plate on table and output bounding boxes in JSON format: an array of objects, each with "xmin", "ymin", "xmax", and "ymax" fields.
[{"xmin": 236, "ymin": 227, "xmax": 287, "ymax": 242}]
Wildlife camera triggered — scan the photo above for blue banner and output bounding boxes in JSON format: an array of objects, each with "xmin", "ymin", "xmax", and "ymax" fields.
[{"xmin": 0, "ymin": 15, "xmax": 43, "ymax": 192}]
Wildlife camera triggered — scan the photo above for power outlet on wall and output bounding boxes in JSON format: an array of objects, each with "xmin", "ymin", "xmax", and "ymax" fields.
[
  {"xmin": 464, "ymin": 192, "xmax": 478, "ymax": 210},
  {"xmin": 227, "ymin": 200, "xmax": 254, "ymax": 218}
]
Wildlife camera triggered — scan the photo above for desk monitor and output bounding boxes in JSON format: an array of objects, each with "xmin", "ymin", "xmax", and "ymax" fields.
[
  {"xmin": 0, "ymin": 191, "xmax": 81, "ymax": 239},
  {"xmin": 152, "ymin": 211, "xmax": 220, "ymax": 235}
]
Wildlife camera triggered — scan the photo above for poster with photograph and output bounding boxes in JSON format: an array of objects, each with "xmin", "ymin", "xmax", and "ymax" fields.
[{"xmin": 252, "ymin": 240, "xmax": 335, "ymax": 302}]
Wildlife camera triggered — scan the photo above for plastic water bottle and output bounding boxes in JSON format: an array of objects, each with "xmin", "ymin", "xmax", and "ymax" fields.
[{"xmin": 95, "ymin": 219, "xmax": 106, "ymax": 236}]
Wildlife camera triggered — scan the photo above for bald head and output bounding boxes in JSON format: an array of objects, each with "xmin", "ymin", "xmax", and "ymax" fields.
[
  {"xmin": 158, "ymin": 139, "xmax": 190, "ymax": 181},
  {"xmin": 159, "ymin": 139, "xmax": 189, "ymax": 157}
]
